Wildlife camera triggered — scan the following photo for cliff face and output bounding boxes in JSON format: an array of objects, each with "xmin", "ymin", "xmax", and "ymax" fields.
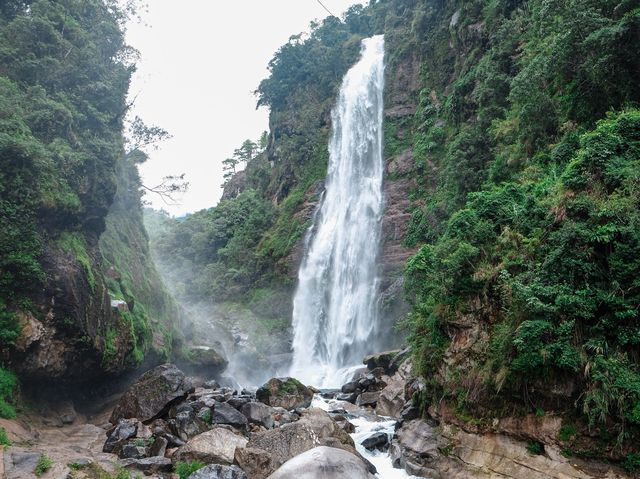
[{"xmin": 0, "ymin": 1, "xmax": 180, "ymax": 387}]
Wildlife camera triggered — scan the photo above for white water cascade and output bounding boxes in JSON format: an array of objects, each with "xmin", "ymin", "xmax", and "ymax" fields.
[{"xmin": 290, "ymin": 35, "xmax": 386, "ymax": 388}]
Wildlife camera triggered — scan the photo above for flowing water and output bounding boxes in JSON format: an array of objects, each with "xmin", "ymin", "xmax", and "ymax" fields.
[
  {"xmin": 312, "ymin": 395, "xmax": 419, "ymax": 479},
  {"xmin": 290, "ymin": 35, "xmax": 386, "ymax": 388}
]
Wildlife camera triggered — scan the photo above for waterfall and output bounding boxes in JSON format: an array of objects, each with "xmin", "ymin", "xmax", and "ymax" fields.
[{"xmin": 290, "ymin": 35, "xmax": 385, "ymax": 388}]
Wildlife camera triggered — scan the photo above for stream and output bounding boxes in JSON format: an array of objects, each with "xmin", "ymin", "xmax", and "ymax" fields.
[{"xmin": 311, "ymin": 394, "xmax": 419, "ymax": 479}]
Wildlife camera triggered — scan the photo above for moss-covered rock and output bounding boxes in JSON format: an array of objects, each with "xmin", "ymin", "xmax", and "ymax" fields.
[{"xmin": 256, "ymin": 377, "xmax": 314, "ymax": 410}]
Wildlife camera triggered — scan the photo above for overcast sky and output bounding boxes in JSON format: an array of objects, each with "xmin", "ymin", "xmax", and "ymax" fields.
[{"xmin": 126, "ymin": 0, "xmax": 360, "ymax": 216}]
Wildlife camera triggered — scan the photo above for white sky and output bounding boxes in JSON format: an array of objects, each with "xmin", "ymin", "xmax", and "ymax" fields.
[{"xmin": 126, "ymin": 0, "xmax": 360, "ymax": 216}]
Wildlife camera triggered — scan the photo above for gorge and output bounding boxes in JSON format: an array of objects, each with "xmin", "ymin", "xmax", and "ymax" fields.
[{"xmin": 1, "ymin": 0, "xmax": 639, "ymax": 478}]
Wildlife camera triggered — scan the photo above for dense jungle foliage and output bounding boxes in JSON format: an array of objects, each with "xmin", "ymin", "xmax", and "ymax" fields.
[
  {"xmin": 149, "ymin": 0, "xmax": 640, "ymax": 465},
  {"xmin": 0, "ymin": 0, "xmax": 181, "ymax": 407}
]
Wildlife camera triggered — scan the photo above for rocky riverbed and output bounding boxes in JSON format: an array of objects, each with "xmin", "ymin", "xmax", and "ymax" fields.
[{"xmin": 0, "ymin": 351, "xmax": 633, "ymax": 479}]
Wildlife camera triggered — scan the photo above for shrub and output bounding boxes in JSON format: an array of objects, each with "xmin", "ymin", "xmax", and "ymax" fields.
[
  {"xmin": 0, "ymin": 426, "xmax": 10, "ymax": 446},
  {"xmin": 174, "ymin": 461, "xmax": 205, "ymax": 479},
  {"xmin": 526, "ymin": 441, "xmax": 544, "ymax": 455},
  {"xmin": 34, "ymin": 454, "xmax": 53, "ymax": 476}
]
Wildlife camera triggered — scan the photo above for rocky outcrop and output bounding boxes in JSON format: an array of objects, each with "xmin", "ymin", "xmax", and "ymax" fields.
[
  {"xmin": 266, "ymin": 446, "xmax": 375, "ymax": 479},
  {"xmin": 110, "ymin": 364, "xmax": 194, "ymax": 423}
]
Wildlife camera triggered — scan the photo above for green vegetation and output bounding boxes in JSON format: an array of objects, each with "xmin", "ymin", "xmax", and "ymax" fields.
[
  {"xmin": 527, "ymin": 441, "xmax": 545, "ymax": 456},
  {"xmin": 58, "ymin": 232, "xmax": 96, "ymax": 292},
  {"xmin": 67, "ymin": 462, "xmax": 133, "ymax": 479},
  {"xmin": 174, "ymin": 461, "xmax": 205, "ymax": 479},
  {"xmin": 0, "ymin": 367, "xmax": 17, "ymax": 418},
  {"xmin": 0, "ymin": 426, "xmax": 11, "ymax": 446},
  {"xmin": 34, "ymin": 454, "xmax": 53, "ymax": 476}
]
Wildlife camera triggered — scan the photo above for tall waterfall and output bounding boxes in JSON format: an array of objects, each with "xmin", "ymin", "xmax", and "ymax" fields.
[{"xmin": 290, "ymin": 35, "xmax": 385, "ymax": 388}]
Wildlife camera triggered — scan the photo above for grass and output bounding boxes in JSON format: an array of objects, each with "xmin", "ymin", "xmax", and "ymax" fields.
[
  {"xmin": 174, "ymin": 461, "xmax": 205, "ymax": 479},
  {"xmin": 34, "ymin": 454, "xmax": 53, "ymax": 476},
  {"xmin": 0, "ymin": 426, "xmax": 11, "ymax": 446},
  {"xmin": 526, "ymin": 441, "xmax": 544, "ymax": 456}
]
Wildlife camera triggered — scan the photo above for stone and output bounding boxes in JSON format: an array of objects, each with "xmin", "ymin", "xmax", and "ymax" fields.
[
  {"xmin": 340, "ymin": 381, "xmax": 359, "ymax": 394},
  {"xmin": 213, "ymin": 401, "xmax": 248, "ymax": 429},
  {"xmin": 120, "ymin": 456, "xmax": 173, "ymax": 474},
  {"xmin": 336, "ymin": 392, "xmax": 357, "ymax": 403},
  {"xmin": 391, "ymin": 419, "xmax": 440, "ymax": 477},
  {"xmin": 204, "ymin": 380, "xmax": 220, "ymax": 389},
  {"xmin": 104, "ymin": 418, "xmax": 137, "ymax": 453},
  {"xmin": 110, "ymin": 364, "xmax": 193, "ymax": 423},
  {"xmin": 247, "ymin": 408, "xmax": 354, "ymax": 469},
  {"xmin": 271, "ymin": 407, "xmax": 299, "ymax": 427},
  {"xmin": 361, "ymin": 432, "xmax": 389, "ymax": 451},
  {"xmin": 187, "ymin": 464, "xmax": 247, "ymax": 479},
  {"xmin": 234, "ymin": 447, "xmax": 276, "ymax": 479},
  {"xmin": 119, "ymin": 443, "xmax": 147, "ymax": 459},
  {"xmin": 240, "ymin": 402, "xmax": 274, "ymax": 429},
  {"xmin": 376, "ymin": 375, "xmax": 406, "ymax": 418},
  {"xmin": 362, "ymin": 349, "xmax": 401, "ymax": 371},
  {"xmin": 149, "ymin": 436, "xmax": 168, "ymax": 457},
  {"xmin": 387, "ymin": 150, "xmax": 415, "ymax": 176},
  {"xmin": 185, "ymin": 346, "xmax": 229, "ymax": 376},
  {"xmin": 174, "ymin": 409, "xmax": 208, "ymax": 441},
  {"xmin": 226, "ymin": 396, "xmax": 252, "ymax": 410},
  {"xmin": 256, "ymin": 378, "xmax": 313, "ymax": 410},
  {"xmin": 172, "ymin": 428, "xmax": 248, "ymax": 465},
  {"xmin": 356, "ymin": 391, "xmax": 380, "ymax": 408},
  {"xmin": 266, "ymin": 447, "xmax": 375, "ymax": 479}
]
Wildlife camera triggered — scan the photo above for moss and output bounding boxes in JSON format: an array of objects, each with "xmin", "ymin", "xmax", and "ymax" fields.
[
  {"xmin": 58, "ymin": 232, "xmax": 96, "ymax": 293},
  {"xmin": 174, "ymin": 461, "xmax": 205, "ymax": 479}
]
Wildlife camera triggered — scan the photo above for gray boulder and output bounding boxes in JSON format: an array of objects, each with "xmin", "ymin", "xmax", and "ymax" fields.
[
  {"xmin": 356, "ymin": 391, "xmax": 380, "ymax": 408},
  {"xmin": 266, "ymin": 446, "xmax": 375, "ymax": 479},
  {"xmin": 390, "ymin": 419, "xmax": 441, "ymax": 477},
  {"xmin": 110, "ymin": 364, "xmax": 193, "ymax": 423},
  {"xmin": 104, "ymin": 418, "xmax": 137, "ymax": 453},
  {"xmin": 213, "ymin": 401, "xmax": 248, "ymax": 429},
  {"xmin": 120, "ymin": 456, "xmax": 173, "ymax": 474},
  {"xmin": 361, "ymin": 432, "xmax": 389, "ymax": 451},
  {"xmin": 172, "ymin": 427, "xmax": 248, "ymax": 465},
  {"xmin": 174, "ymin": 409, "xmax": 208, "ymax": 441},
  {"xmin": 241, "ymin": 402, "xmax": 275, "ymax": 429},
  {"xmin": 188, "ymin": 464, "xmax": 247, "ymax": 479}
]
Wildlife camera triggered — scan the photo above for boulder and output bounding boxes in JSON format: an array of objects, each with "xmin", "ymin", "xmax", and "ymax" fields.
[
  {"xmin": 213, "ymin": 401, "xmax": 249, "ymax": 429},
  {"xmin": 149, "ymin": 436, "xmax": 168, "ymax": 457},
  {"xmin": 173, "ymin": 409, "xmax": 208, "ymax": 441},
  {"xmin": 356, "ymin": 391, "xmax": 380, "ymax": 408},
  {"xmin": 227, "ymin": 396, "xmax": 253, "ymax": 410},
  {"xmin": 363, "ymin": 350, "xmax": 401, "ymax": 373},
  {"xmin": 188, "ymin": 464, "xmax": 247, "ymax": 479},
  {"xmin": 234, "ymin": 447, "xmax": 276, "ymax": 479},
  {"xmin": 120, "ymin": 456, "xmax": 173, "ymax": 474},
  {"xmin": 246, "ymin": 408, "xmax": 354, "ymax": 469},
  {"xmin": 256, "ymin": 378, "xmax": 313, "ymax": 410},
  {"xmin": 390, "ymin": 419, "xmax": 440, "ymax": 477},
  {"xmin": 110, "ymin": 364, "xmax": 193, "ymax": 423},
  {"xmin": 376, "ymin": 376, "xmax": 406, "ymax": 418},
  {"xmin": 104, "ymin": 418, "xmax": 137, "ymax": 453},
  {"xmin": 172, "ymin": 428, "xmax": 248, "ymax": 465},
  {"xmin": 266, "ymin": 447, "xmax": 375, "ymax": 479},
  {"xmin": 119, "ymin": 442, "xmax": 147, "ymax": 459},
  {"xmin": 361, "ymin": 432, "xmax": 389, "ymax": 451},
  {"xmin": 241, "ymin": 402, "xmax": 275, "ymax": 429},
  {"xmin": 340, "ymin": 381, "xmax": 359, "ymax": 394},
  {"xmin": 185, "ymin": 346, "xmax": 229, "ymax": 376}
]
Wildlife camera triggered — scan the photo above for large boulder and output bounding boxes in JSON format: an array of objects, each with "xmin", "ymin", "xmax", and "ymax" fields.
[
  {"xmin": 246, "ymin": 408, "xmax": 355, "ymax": 470},
  {"xmin": 110, "ymin": 364, "xmax": 193, "ymax": 423},
  {"xmin": 390, "ymin": 419, "xmax": 441, "ymax": 478},
  {"xmin": 120, "ymin": 456, "xmax": 173, "ymax": 474},
  {"xmin": 256, "ymin": 378, "xmax": 313, "ymax": 410},
  {"xmin": 103, "ymin": 418, "xmax": 137, "ymax": 453},
  {"xmin": 240, "ymin": 402, "xmax": 275, "ymax": 429},
  {"xmin": 362, "ymin": 350, "xmax": 401, "ymax": 373},
  {"xmin": 184, "ymin": 346, "xmax": 229, "ymax": 376},
  {"xmin": 266, "ymin": 447, "xmax": 375, "ymax": 479},
  {"xmin": 212, "ymin": 401, "xmax": 248, "ymax": 429},
  {"xmin": 188, "ymin": 464, "xmax": 247, "ymax": 479},
  {"xmin": 172, "ymin": 428, "xmax": 248, "ymax": 465},
  {"xmin": 376, "ymin": 375, "xmax": 406, "ymax": 418},
  {"xmin": 234, "ymin": 447, "xmax": 276, "ymax": 479}
]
